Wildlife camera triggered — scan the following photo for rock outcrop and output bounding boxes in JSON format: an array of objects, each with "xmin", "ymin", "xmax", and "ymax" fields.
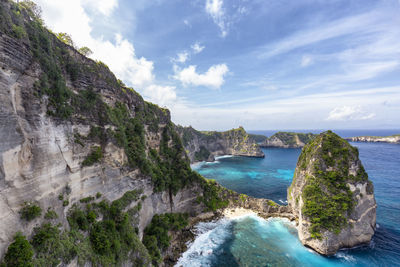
[
  {"xmin": 175, "ymin": 126, "xmax": 264, "ymax": 163},
  {"xmin": 288, "ymin": 131, "xmax": 376, "ymax": 255},
  {"xmin": 346, "ymin": 135, "xmax": 400, "ymax": 144},
  {"xmin": 261, "ymin": 132, "xmax": 317, "ymax": 148},
  {"xmin": 0, "ymin": 1, "xmax": 209, "ymax": 265}
]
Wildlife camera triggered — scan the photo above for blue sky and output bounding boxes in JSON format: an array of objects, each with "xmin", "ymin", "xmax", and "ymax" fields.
[{"xmin": 35, "ymin": 0, "xmax": 400, "ymax": 130}]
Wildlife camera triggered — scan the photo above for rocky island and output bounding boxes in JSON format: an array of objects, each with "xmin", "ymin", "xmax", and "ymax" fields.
[
  {"xmin": 261, "ymin": 132, "xmax": 317, "ymax": 148},
  {"xmin": 0, "ymin": 1, "xmax": 377, "ymax": 265},
  {"xmin": 346, "ymin": 135, "xmax": 400, "ymax": 144},
  {"xmin": 288, "ymin": 131, "xmax": 376, "ymax": 255},
  {"xmin": 175, "ymin": 125, "xmax": 264, "ymax": 163}
]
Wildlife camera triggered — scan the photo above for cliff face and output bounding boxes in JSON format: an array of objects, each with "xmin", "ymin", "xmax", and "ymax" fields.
[
  {"xmin": 261, "ymin": 132, "xmax": 317, "ymax": 148},
  {"xmin": 0, "ymin": 1, "xmax": 208, "ymax": 265},
  {"xmin": 288, "ymin": 131, "xmax": 376, "ymax": 255},
  {"xmin": 346, "ymin": 135, "xmax": 400, "ymax": 144},
  {"xmin": 176, "ymin": 126, "xmax": 264, "ymax": 163}
]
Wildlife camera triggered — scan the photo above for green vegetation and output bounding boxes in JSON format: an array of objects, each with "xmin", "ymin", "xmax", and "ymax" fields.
[
  {"xmin": 249, "ymin": 133, "xmax": 267, "ymax": 143},
  {"xmin": 294, "ymin": 131, "xmax": 371, "ymax": 238},
  {"xmin": 143, "ymin": 213, "xmax": 188, "ymax": 265},
  {"xmin": 194, "ymin": 146, "xmax": 211, "ymax": 161},
  {"xmin": 269, "ymin": 132, "xmax": 316, "ymax": 146},
  {"xmin": 44, "ymin": 209, "xmax": 58, "ymax": 220},
  {"xmin": 3, "ymin": 232, "xmax": 34, "ymax": 267},
  {"xmin": 268, "ymin": 200, "xmax": 277, "ymax": 207},
  {"xmin": 20, "ymin": 202, "xmax": 42, "ymax": 221},
  {"xmin": 81, "ymin": 146, "xmax": 103, "ymax": 166},
  {"xmin": 198, "ymin": 179, "xmax": 229, "ymax": 211}
]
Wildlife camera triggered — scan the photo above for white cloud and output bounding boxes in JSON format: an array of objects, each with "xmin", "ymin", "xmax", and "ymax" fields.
[
  {"xmin": 191, "ymin": 42, "xmax": 205, "ymax": 54},
  {"xmin": 301, "ymin": 55, "xmax": 313, "ymax": 67},
  {"xmin": 174, "ymin": 64, "xmax": 229, "ymax": 89},
  {"xmin": 326, "ymin": 106, "xmax": 375, "ymax": 121},
  {"xmin": 183, "ymin": 19, "xmax": 191, "ymax": 27},
  {"xmin": 35, "ymin": 0, "xmax": 154, "ymax": 89},
  {"xmin": 142, "ymin": 85, "xmax": 177, "ymax": 107},
  {"xmin": 261, "ymin": 11, "xmax": 382, "ymax": 58},
  {"xmin": 205, "ymin": 0, "xmax": 228, "ymax": 37},
  {"xmin": 172, "ymin": 51, "xmax": 190, "ymax": 63},
  {"xmin": 82, "ymin": 0, "xmax": 118, "ymax": 16}
]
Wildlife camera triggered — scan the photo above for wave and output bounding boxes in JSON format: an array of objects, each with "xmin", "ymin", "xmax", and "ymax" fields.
[
  {"xmin": 175, "ymin": 219, "xmax": 234, "ymax": 267},
  {"xmin": 215, "ymin": 155, "xmax": 234, "ymax": 160}
]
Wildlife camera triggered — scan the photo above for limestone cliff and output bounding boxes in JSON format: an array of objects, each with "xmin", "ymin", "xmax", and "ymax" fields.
[
  {"xmin": 175, "ymin": 126, "xmax": 264, "ymax": 163},
  {"xmin": 0, "ymin": 1, "xmax": 211, "ymax": 265},
  {"xmin": 288, "ymin": 131, "xmax": 376, "ymax": 255},
  {"xmin": 346, "ymin": 135, "xmax": 400, "ymax": 144},
  {"xmin": 261, "ymin": 132, "xmax": 317, "ymax": 148}
]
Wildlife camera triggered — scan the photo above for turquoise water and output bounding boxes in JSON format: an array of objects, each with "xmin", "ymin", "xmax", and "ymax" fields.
[{"xmin": 182, "ymin": 138, "xmax": 400, "ymax": 266}]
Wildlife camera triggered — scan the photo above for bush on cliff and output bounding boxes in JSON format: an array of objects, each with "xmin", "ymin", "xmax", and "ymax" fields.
[{"xmin": 3, "ymin": 233, "xmax": 34, "ymax": 267}]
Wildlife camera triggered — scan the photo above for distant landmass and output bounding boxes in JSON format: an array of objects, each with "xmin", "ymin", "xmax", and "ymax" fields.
[
  {"xmin": 260, "ymin": 132, "xmax": 317, "ymax": 148},
  {"xmin": 346, "ymin": 134, "xmax": 400, "ymax": 144},
  {"xmin": 176, "ymin": 126, "xmax": 265, "ymax": 162}
]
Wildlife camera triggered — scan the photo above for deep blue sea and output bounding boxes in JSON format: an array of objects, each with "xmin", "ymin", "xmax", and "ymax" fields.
[{"xmin": 177, "ymin": 130, "xmax": 400, "ymax": 267}]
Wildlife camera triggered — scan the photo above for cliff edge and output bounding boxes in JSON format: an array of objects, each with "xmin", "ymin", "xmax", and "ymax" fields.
[
  {"xmin": 175, "ymin": 126, "xmax": 264, "ymax": 162},
  {"xmin": 261, "ymin": 132, "xmax": 317, "ymax": 148},
  {"xmin": 288, "ymin": 131, "xmax": 376, "ymax": 255}
]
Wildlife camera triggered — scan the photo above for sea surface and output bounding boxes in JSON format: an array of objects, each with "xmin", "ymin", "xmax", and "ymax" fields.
[{"xmin": 177, "ymin": 130, "xmax": 400, "ymax": 267}]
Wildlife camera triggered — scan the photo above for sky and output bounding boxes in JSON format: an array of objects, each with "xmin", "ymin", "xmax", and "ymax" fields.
[{"xmin": 32, "ymin": 0, "xmax": 400, "ymax": 130}]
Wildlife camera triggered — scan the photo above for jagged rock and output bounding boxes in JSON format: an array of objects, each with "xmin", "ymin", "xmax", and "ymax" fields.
[
  {"xmin": 288, "ymin": 131, "xmax": 376, "ymax": 255},
  {"xmin": 346, "ymin": 135, "xmax": 400, "ymax": 144},
  {"xmin": 175, "ymin": 125, "xmax": 264, "ymax": 163},
  {"xmin": 261, "ymin": 132, "xmax": 317, "ymax": 148}
]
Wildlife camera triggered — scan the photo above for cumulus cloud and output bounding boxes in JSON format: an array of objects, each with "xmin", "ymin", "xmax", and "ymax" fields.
[
  {"xmin": 205, "ymin": 0, "xmax": 228, "ymax": 37},
  {"xmin": 82, "ymin": 0, "xmax": 118, "ymax": 16},
  {"xmin": 191, "ymin": 42, "xmax": 205, "ymax": 54},
  {"xmin": 172, "ymin": 51, "xmax": 190, "ymax": 63},
  {"xmin": 35, "ymin": 0, "xmax": 155, "ymax": 89},
  {"xmin": 142, "ymin": 85, "xmax": 177, "ymax": 106},
  {"xmin": 326, "ymin": 106, "xmax": 375, "ymax": 121},
  {"xmin": 174, "ymin": 64, "xmax": 229, "ymax": 89}
]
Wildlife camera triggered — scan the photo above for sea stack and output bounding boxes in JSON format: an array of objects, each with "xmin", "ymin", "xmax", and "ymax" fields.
[{"xmin": 288, "ymin": 131, "xmax": 376, "ymax": 255}]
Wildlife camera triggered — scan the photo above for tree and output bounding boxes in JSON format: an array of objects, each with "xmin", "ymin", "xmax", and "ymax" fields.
[
  {"xmin": 3, "ymin": 232, "xmax": 34, "ymax": 267},
  {"xmin": 78, "ymin": 46, "xmax": 93, "ymax": 57},
  {"xmin": 56, "ymin": 32, "xmax": 74, "ymax": 47},
  {"xmin": 19, "ymin": 1, "xmax": 42, "ymax": 23}
]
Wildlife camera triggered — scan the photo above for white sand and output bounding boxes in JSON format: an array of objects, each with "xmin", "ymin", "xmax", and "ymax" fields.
[{"xmin": 222, "ymin": 207, "xmax": 257, "ymax": 219}]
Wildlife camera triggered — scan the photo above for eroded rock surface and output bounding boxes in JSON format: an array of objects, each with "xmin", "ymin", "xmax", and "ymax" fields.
[{"xmin": 288, "ymin": 131, "xmax": 376, "ymax": 255}]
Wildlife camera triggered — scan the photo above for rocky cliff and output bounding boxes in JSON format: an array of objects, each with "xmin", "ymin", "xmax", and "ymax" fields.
[
  {"xmin": 288, "ymin": 131, "xmax": 376, "ymax": 255},
  {"xmin": 346, "ymin": 135, "xmax": 400, "ymax": 144},
  {"xmin": 261, "ymin": 132, "xmax": 317, "ymax": 148},
  {"xmin": 0, "ymin": 1, "xmax": 216, "ymax": 265},
  {"xmin": 175, "ymin": 126, "xmax": 264, "ymax": 163}
]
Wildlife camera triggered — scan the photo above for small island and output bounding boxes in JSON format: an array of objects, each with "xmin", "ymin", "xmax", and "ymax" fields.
[
  {"xmin": 346, "ymin": 134, "xmax": 400, "ymax": 144},
  {"xmin": 288, "ymin": 131, "xmax": 376, "ymax": 255}
]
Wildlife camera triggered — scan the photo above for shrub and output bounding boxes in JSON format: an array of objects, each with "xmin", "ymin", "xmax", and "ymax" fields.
[
  {"xmin": 81, "ymin": 146, "xmax": 103, "ymax": 166},
  {"xmin": 44, "ymin": 209, "xmax": 58, "ymax": 220},
  {"xmin": 20, "ymin": 202, "xmax": 42, "ymax": 221},
  {"xmin": 3, "ymin": 232, "xmax": 34, "ymax": 267}
]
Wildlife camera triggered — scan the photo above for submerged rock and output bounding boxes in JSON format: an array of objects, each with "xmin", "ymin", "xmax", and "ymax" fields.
[{"xmin": 288, "ymin": 131, "xmax": 376, "ymax": 255}]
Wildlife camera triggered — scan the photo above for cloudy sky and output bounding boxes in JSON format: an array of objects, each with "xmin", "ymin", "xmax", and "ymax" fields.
[{"xmin": 33, "ymin": 0, "xmax": 400, "ymax": 130}]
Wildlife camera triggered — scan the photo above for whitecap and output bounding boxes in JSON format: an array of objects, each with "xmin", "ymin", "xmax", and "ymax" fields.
[
  {"xmin": 335, "ymin": 252, "xmax": 356, "ymax": 263},
  {"xmin": 215, "ymin": 155, "xmax": 234, "ymax": 160}
]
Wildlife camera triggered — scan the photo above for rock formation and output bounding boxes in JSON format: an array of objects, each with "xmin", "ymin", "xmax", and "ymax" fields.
[
  {"xmin": 175, "ymin": 126, "xmax": 264, "ymax": 163},
  {"xmin": 261, "ymin": 132, "xmax": 317, "ymax": 148},
  {"xmin": 288, "ymin": 131, "xmax": 376, "ymax": 255},
  {"xmin": 0, "ymin": 2, "xmax": 214, "ymax": 265},
  {"xmin": 346, "ymin": 135, "xmax": 400, "ymax": 144}
]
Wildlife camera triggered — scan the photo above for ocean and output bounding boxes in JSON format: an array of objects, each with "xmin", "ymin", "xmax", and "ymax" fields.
[{"xmin": 177, "ymin": 130, "xmax": 400, "ymax": 267}]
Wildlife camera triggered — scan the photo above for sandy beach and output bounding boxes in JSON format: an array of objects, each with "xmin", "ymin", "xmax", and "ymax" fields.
[{"xmin": 222, "ymin": 207, "xmax": 257, "ymax": 219}]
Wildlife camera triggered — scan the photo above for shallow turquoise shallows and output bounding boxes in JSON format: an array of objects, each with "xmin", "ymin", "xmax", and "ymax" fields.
[{"xmin": 183, "ymin": 138, "xmax": 400, "ymax": 267}]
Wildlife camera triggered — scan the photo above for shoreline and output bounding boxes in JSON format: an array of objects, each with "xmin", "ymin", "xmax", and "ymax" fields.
[{"xmin": 168, "ymin": 206, "xmax": 296, "ymax": 266}]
